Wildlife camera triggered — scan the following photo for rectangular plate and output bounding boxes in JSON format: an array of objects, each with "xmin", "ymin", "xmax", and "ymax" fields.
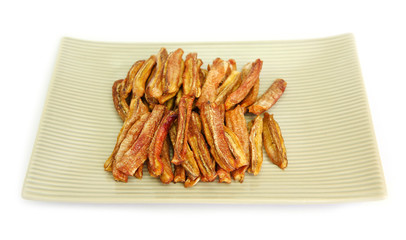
[{"xmin": 22, "ymin": 34, "xmax": 386, "ymax": 203}]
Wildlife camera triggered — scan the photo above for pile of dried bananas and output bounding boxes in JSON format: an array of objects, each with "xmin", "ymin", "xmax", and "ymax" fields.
[{"xmin": 104, "ymin": 48, "xmax": 287, "ymax": 187}]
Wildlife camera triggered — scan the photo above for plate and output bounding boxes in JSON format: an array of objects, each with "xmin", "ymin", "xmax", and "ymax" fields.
[{"xmin": 22, "ymin": 34, "xmax": 386, "ymax": 203}]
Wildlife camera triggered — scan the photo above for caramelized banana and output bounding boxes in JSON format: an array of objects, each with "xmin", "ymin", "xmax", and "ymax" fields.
[
  {"xmin": 225, "ymin": 59, "xmax": 263, "ymax": 110},
  {"xmin": 175, "ymin": 88, "xmax": 183, "ymax": 107},
  {"xmin": 200, "ymin": 105, "xmax": 221, "ymax": 171},
  {"xmin": 228, "ymin": 59, "xmax": 237, "ymax": 71},
  {"xmin": 196, "ymin": 58, "xmax": 228, "ymax": 108},
  {"xmin": 249, "ymin": 79, "xmax": 287, "ymax": 115},
  {"xmin": 225, "ymin": 105, "xmax": 250, "ymax": 182},
  {"xmin": 199, "ymin": 68, "xmax": 208, "ymax": 89},
  {"xmin": 188, "ymin": 113, "xmax": 217, "ymax": 182},
  {"xmin": 215, "ymin": 71, "xmax": 241, "ymax": 105},
  {"xmin": 104, "ymin": 97, "xmax": 149, "ymax": 172},
  {"xmin": 115, "ymin": 113, "xmax": 150, "ymax": 162},
  {"xmin": 165, "ymin": 96, "xmax": 175, "ymax": 110},
  {"xmin": 191, "ymin": 111, "xmax": 202, "ymax": 132},
  {"xmin": 224, "ymin": 126, "xmax": 249, "ymax": 168},
  {"xmin": 200, "ymin": 102, "xmax": 236, "ymax": 172},
  {"xmin": 172, "ymin": 96, "xmax": 194, "ymax": 165},
  {"xmin": 248, "ymin": 115, "xmax": 263, "ymax": 175},
  {"xmin": 121, "ymin": 60, "xmax": 145, "ymax": 112},
  {"xmin": 174, "ymin": 165, "xmax": 186, "ymax": 183},
  {"xmin": 148, "ymin": 110, "xmax": 178, "ymax": 177},
  {"xmin": 183, "ymin": 53, "xmax": 202, "ymax": 98},
  {"xmin": 169, "ymin": 122, "xmax": 200, "ymax": 180},
  {"xmin": 112, "ymin": 79, "xmax": 127, "ymax": 121},
  {"xmin": 185, "ymin": 176, "xmax": 201, "ymax": 188},
  {"xmin": 134, "ymin": 163, "xmax": 144, "ymax": 179},
  {"xmin": 159, "ymin": 138, "xmax": 174, "ymax": 184},
  {"xmin": 263, "ymin": 113, "xmax": 287, "ymax": 169},
  {"xmin": 145, "ymin": 48, "xmax": 168, "ymax": 104},
  {"xmin": 159, "ymin": 48, "xmax": 184, "ymax": 104},
  {"xmin": 240, "ymin": 77, "xmax": 260, "ymax": 109},
  {"xmin": 132, "ymin": 55, "xmax": 157, "ymax": 98},
  {"xmin": 116, "ymin": 105, "xmax": 166, "ymax": 176},
  {"xmin": 217, "ymin": 167, "xmax": 232, "ymax": 183}
]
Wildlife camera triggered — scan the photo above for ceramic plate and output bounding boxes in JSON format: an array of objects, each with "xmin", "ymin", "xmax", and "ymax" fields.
[{"xmin": 22, "ymin": 34, "xmax": 386, "ymax": 203}]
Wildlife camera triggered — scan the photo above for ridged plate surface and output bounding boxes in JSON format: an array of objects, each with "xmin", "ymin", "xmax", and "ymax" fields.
[{"xmin": 22, "ymin": 34, "xmax": 386, "ymax": 203}]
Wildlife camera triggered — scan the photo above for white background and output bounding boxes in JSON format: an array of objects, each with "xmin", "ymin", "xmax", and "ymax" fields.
[{"xmin": 1, "ymin": 0, "xmax": 405, "ymax": 239}]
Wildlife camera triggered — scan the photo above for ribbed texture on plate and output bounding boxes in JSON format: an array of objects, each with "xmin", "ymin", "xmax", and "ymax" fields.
[{"xmin": 22, "ymin": 34, "xmax": 386, "ymax": 203}]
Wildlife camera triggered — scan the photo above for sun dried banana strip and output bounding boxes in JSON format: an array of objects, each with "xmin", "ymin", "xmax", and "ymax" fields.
[
  {"xmin": 184, "ymin": 176, "xmax": 200, "ymax": 188},
  {"xmin": 132, "ymin": 55, "xmax": 157, "ymax": 98},
  {"xmin": 191, "ymin": 111, "xmax": 202, "ymax": 132},
  {"xmin": 148, "ymin": 110, "xmax": 178, "ymax": 177},
  {"xmin": 199, "ymin": 107, "xmax": 220, "ymax": 171},
  {"xmin": 173, "ymin": 165, "xmax": 186, "ymax": 183},
  {"xmin": 175, "ymin": 88, "xmax": 183, "ymax": 107},
  {"xmin": 199, "ymin": 68, "xmax": 208, "ymax": 89},
  {"xmin": 249, "ymin": 79, "xmax": 287, "ymax": 115},
  {"xmin": 240, "ymin": 76, "xmax": 260, "ymax": 109},
  {"xmin": 159, "ymin": 48, "xmax": 185, "ymax": 104},
  {"xmin": 201, "ymin": 102, "xmax": 236, "ymax": 172},
  {"xmin": 169, "ymin": 122, "xmax": 200, "ymax": 180},
  {"xmin": 224, "ymin": 104, "xmax": 250, "ymax": 182},
  {"xmin": 217, "ymin": 167, "xmax": 232, "ymax": 183},
  {"xmin": 115, "ymin": 113, "xmax": 150, "ymax": 162},
  {"xmin": 228, "ymin": 59, "xmax": 237, "ymax": 71},
  {"xmin": 113, "ymin": 113, "xmax": 150, "ymax": 182},
  {"xmin": 134, "ymin": 164, "xmax": 144, "ymax": 179},
  {"xmin": 188, "ymin": 113, "xmax": 217, "ymax": 182},
  {"xmin": 145, "ymin": 48, "xmax": 168, "ymax": 104},
  {"xmin": 196, "ymin": 58, "xmax": 229, "ymax": 108},
  {"xmin": 112, "ymin": 79, "xmax": 127, "ymax": 121},
  {"xmin": 224, "ymin": 126, "xmax": 249, "ymax": 168},
  {"xmin": 263, "ymin": 113, "xmax": 287, "ymax": 169},
  {"xmin": 248, "ymin": 115, "xmax": 263, "ymax": 175},
  {"xmin": 104, "ymin": 97, "xmax": 149, "ymax": 172},
  {"xmin": 225, "ymin": 59, "xmax": 263, "ymax": 110},
  {"xmin": 225, "ymin": 105, "xmax": 249, "ymax": 158},
  {"xmin": 159, "ymin": 138, "xmax": 174, "ymax": 184},
  {"xmin": 172, "ymin": 95, "xmax": 194, "ymax": 165},
  {"xmin": 121, "ymin": 60, "xmax": 145, "ymax": 112},
  {"xmin": 215, "ymin": 71, "xmax": 241, "ymax": 105},
  {"xmin": 182, "ymin": 53, "xmax": 202, "ymax": 98},
  {"xmin": 116, "ymin": 105, "xmax": 166, "ymax": 176}
]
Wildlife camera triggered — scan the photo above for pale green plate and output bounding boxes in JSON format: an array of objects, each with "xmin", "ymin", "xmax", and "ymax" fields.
[{"xmin": 22, "ymin": 34, "xmax": 386, "ymax": 203}]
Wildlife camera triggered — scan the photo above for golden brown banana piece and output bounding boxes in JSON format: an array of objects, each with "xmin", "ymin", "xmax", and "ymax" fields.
[
  {"xmin": 112, "ymin": 79, "xmax": 127, "ymax": 121},
  {"xmin": 248, "ymin": 115, "xmax": 263, "ymax": 175},
  {"xmin": 225, "ymin": 59, "xmax": 263, "ymax": 110},
  {"xmin": 104, "ymin": 97, "xmax": 149, "ymax": 172},
  {"xmin": 215, "ymin": 71, "xmax": 241, "ymax": 105},
  {"xmin": 263, "ymin": 113, "xmax": 287, "ymax": 169},
  {"xmin": 169, "ymin": 123, "xmax": 200, "ymax": 180},
  {"xmin": 121, "ymin": 60, "xmax": 145, "ymax": 113},
  {"xmin": 132, "ymin": 55, "xmax": 157, "ymax": 98},
  {"xmin": 188, "ymin": 113, "xmax": 217, "ymax": 182},
  {"xmin": 172, "ymin": 95, "xmax": 194, "ymax": 165},
  {"xmin": 160, "ymin": 138, "xmax": 174, "ymax": 184},
  {"xmin": 116, "ymin": 105, "xmax": 166, "ymax": 176},
  {"xmin": 148, "ymin": 110, "xmax": 178, "ymax": 177},
  {"xmin": 159, "ymin": 48, "xmax": 185, "ymax": 104},
  {"xmin": 240, "ymin": 77, "xmax": 260, "ymax": 109},
  {"xmin": 196, "ymin": 58, "xmax": 229, "ymax": 108},
  {"xmin": 200, "ymin": 102, "xmax": 237, "ymax": 172},
  {"xmin": 145, "ymin": 48, "xmax": 168, "ymax": 104},
  {"xmin": 248, "ymin": 79, "xmax": 287, "ymax": 115},
  {"xmin": 183, "ymin": 52, "xmax": 202, "ymax": 98}
]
